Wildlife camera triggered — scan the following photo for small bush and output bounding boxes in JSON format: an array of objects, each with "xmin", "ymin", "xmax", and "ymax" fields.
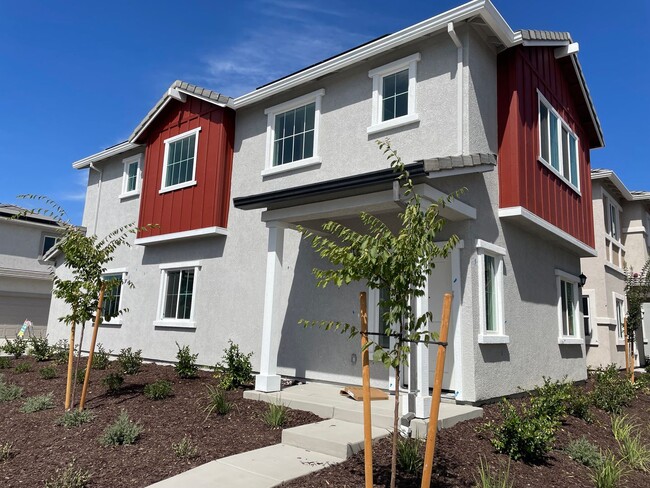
[
  {"xmin": 474, "ymin": 455, "xmax": 512, "ymax": 488},
  {"xmin": 0, "ymin": 381, "xmax": 23, "ymax": 402},
  {"xmin": 612, "ymin": 415, "xmax": 650, "ymax": 471},
  {"xmin": 45, "ymin": 460, "xmax": 91, "ymax": 488},
  {"xmin": 262, "ymin": 403, "xmax": 288, "ymax": 428},
  {"xmin": 397, "ymin": 436, "xmax": 424, "ymax": 474},
  {"xmin": 2, "ymin": 336, "xmax": 27, "ymax": 358},
  {"xmin": 566, "ymin": 387, "xmax": 593, "ymax": 422},
  {"xmin": 28, "ymin": 335, "xmax": 52, "ymax": 361},
  {"xmin": 214, "ymin": 340, "xmax": 253, "ymax": 390},
  {"xmin": 102, "ymin": 373, "xmax": 124, "ymax": 394},
  {"xmin": 144, "ymin": 380, "xmax": 173, "ymax": 400},
  {"xmin": 99, "ymin": 410, "xmax": 143, "ymax": 446},
  {"xmin": 564, "ymin": 437, "xmax": 602, "ymax": 468},
  {"xmin": 117, "ymin": 347, "xmax": 142, "ymax": 375},
  {"xmin": 172, "ymin": 436, "xmax": 198, "ymax": 459},
  {"xmin": 92, "ymin": 344, "xmax": 111, "ymax": 370},
  {"xmin": 57, "ymin": 410, "xmax": 95, "ymax": 428},
  {"xmin": 75, "ymin": 367, "xmax": 87, "ymax": 384},
  {"xmin": 591, "ymin": 365, "xmax": 636, "ymax": 414},
  {"xmin": 0, "ymin": 357, "xmax": 11, "ymax": 369},
  {"xmin": 591, "ymin": 450, "xmax": 628, "ymax": 488},
  {"xmin": 0, "ymin": 442, "xmax": 13, "ymax": 462},
  {"xmin": 51, "ymin": 340, "xmax": 69, "ymax": 364},
  {"xmin": 15, "ymin": 362, "xmax": 31, "ymax": 374},
  {"xmin": 529, "ymin": 377, "xmax": 572, "ymax": 422},
  {"xmin": 486, "ymin": 399, "xmax": 557, "ymax": 462},
  {"xmin": 40, "ymin": 366, "xmax": 58, "ymax": 380},
  {"xmin": 203, "ymin": 385, "xmax": 232, "ymax": 419},
  {"xmin": 21, "ymin": 393, "xmax": 54, "ymax": 413},
  {"xmin": 175, "ymin": 343, "xmax": 199, "ymax": 379}
]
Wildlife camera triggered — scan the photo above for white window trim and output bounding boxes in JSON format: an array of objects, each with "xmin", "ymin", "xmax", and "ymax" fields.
[
  {"xmin": 367, "ymin": 53, "xmax": 421, "ymax": 135},
  {"xmin": 102, "ymin": 269, "xmax": 127, "ymax": 326},
  {"xmin": 613, "ymin": 291, "xmax": 627, "ymax": 346},
  {"xmin": 159, "ymin": 127, "xmax": 201, "ymax": 194},
  {"xmin": 537, "ymin": 90, "xmax": 581, "ymax": 195},
  {"xmin": 555, "ymin": 269, "xmax": 583, "ymax": 344},
  {"xmin": 154, "ymin": 260, "xmax": 201, "ymax": 328},
  {"xmin": 476, "ymin": 240, "xmax": 508, "ymax": 344},
  {"xmin": 581, "ymin": 288, "xmax": 597, "ymax": 345},
  {"xmin": 119, "ymin": 154, "xmax": 144, "ymax": 199},
  {"xmin": 263, "ymin": 89, "xmax": 325, "ymax": 176}
]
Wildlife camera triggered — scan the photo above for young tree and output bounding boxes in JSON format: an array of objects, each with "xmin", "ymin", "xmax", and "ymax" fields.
[
  {"xmin": 624, "ymin": 260, "xmax": 650, "ymax": 381},
  {"xmin": 300, "ymin": 140, "xmax": 462, "ymax": 488}
]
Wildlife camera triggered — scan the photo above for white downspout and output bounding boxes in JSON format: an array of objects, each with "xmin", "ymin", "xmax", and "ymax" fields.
[
  {"xmin": 89, "ymin": 163, "xmax": 102, "ymax": 235},
  {"xmin": 447, "ymin": 22, "xmax": 463, "ymax": 156}
]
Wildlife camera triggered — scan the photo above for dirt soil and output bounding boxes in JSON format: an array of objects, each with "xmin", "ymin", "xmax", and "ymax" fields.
[
  {"xmin": 0, "ymin": 356, "xmax": 321, "ymax": 487},
  {"xmin": 282, "ymin": 375, "xmax": 650, "ymax": 488}
]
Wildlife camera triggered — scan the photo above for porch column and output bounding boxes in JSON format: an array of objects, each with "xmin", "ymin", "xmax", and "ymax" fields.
[
  {"xmin": 415, "ymin": 277, "xmax": 431, "ymax": 418},
  {"xmin": 255, "ymin": 222, "xmax": 285, "ymax": 392}
]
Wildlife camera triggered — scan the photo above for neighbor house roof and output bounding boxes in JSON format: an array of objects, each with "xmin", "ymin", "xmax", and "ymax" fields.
[
  {"xmin": 592, "ymin": 169, "xmax": 649, "ymax": 203},
  {"xmin": 0, "ymin": 204, "xmax": 63, "ymax": 228}
]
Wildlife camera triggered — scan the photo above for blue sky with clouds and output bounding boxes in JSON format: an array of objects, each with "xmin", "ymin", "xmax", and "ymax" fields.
[{"xmin": 0, "ymin": 0, "xmax": 648, "ymax": 224}]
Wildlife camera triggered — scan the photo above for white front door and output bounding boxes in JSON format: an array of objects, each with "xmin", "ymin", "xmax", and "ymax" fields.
[{"xmin": 428, "ymin": 255, "xmax": 455, "ymax": 391}]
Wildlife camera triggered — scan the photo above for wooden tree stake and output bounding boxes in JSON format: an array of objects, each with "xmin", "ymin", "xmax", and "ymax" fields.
[
  {"xmin": 420, "ymin": 293, "xmax": 453, "ymax": 488},
  {"xmin": 623, "ymin": 318, "xmax": 632, "ymax": 381},
  {"xmin": 64, "ymin": 322, "xmax": 76, "ymax": 410},
  {"xmin": 359, "ymin": 292, "xmax": 373, "ymax": 488},
  {"xmin": 79, "ymin": 284, "xmax": 106, "ymax": 411}
]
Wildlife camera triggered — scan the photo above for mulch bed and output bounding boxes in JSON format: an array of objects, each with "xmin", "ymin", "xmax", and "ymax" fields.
[
  {"xmin": 282, "ymin": 375, "xmax": 650, "ymax": 487},
  {"xmin": 0, "ymin": 356, "xmax": 320, "ymax": 487}
]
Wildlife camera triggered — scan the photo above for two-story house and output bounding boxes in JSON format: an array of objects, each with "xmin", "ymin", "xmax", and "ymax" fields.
[
  {"xmin": 46, "ymin": 0, "xmax": 604, "ymax": 409},
  {"xmin": 581, "ymin": 169, "xmax": 649, "ymax": 369}
]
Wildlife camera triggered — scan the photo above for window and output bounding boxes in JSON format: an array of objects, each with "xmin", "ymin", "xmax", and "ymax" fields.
[
  {"xmin": 155, "ymin": 261, "xmax": 201, "ymax": 328},
  {"xmin": 160, "ymin": 127, "xmax": 200, "ymax": 192},
  {"xmin": 582, "ymin": 295, "xmax": 591, "ymax": 337},
  {"xmin": 263, "ymin": 90, "xmax": 324, "ymax": 176},
  {"xmin": 476, "ymin": 240, "xmax": 508, "ymax": 343},
  {"xmin": 102, "ymin": 272, "xmax": 125, "ymax": 324},
  {"xmin": 41, "ymin": 235, "xmax": 59, "ymax": 256},
  {"xmin": 556, "ymin": 270, "xmax": 582, "ymax": 344},
  {"xmin": 615, "ymin": 295, "xmax": 626, "ymax": 343},
  {"xmin": 368, "ymin": 53, "xmax": 420, "ymax": 135},
  {"xmin": 603, "ymin": 191, "xmax": 625, "ymax": 269},
  {"xmin": 121, "ymin": 154, "xmax": 143, "ymax": 198},
  {"xmin": 368, "ymin": 288, "xmax": 392, "ymax": 350},
  {"xmin": 538, "ymin": 91, "xmax": 580, "ymax": 190}
]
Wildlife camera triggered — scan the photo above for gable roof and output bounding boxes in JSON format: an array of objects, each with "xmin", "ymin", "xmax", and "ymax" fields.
[
  {"xmin": 592, "ymin": 169, "xmax": 650, "ymax": 203},
  {"xmin": 0, "ymin": 204, "xmax": 63, "ymax": 228}
]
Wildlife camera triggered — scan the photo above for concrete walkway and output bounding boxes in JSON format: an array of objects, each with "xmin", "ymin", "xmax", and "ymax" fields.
[{"xmin": 148, "ymin": 382, "xmax": 483, "ymax": 487}]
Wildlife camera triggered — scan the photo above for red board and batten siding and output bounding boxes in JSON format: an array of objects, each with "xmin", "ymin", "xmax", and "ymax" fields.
[
  {"xmin": 497, "ymin": 46, "xmax": 595, "ymax": 249},
  {"xmin": 136, "ymin": 98, "xmax": 235, "ymax": 238}
]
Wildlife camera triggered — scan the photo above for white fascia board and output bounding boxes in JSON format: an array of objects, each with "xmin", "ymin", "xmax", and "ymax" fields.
[
  {"xmin": 72, "ymin": 142, "xmax": 141, "ymax": 169},
  {"xmin": 134, "ymin": 226, "xmax": 228, "ymax": 246},
  {"xmin": 415, "ymin": 184, "xmax": 477, "ymax": 220},
  {"xmin": 0, "ymin": 267, "xmax": 52, "ymax": 281},
  {"xmin": 590, "ymin": 170, "xmax": 634, "ymax": 201},
  {"xmin": 232, "ymin": 1, "xmax": 516, "ymax": 109}
]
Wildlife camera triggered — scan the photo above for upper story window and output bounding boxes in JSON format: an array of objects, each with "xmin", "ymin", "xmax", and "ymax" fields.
[
  {"xmin": 368, "ymin": 53, "xmax": 420, "ymax": 135},
  {"xmin": 160, "ymin": 127, "xmax": 200, "ymax": 193},
  {"xmin": 263, "ymin": 90, "xmax": 324, "ymax": 177},
  {"xmin": 41, "ymin": 235, "xmax": 59, "ymax": 256},
  {"xmin": 120, "ymin": 154, "xmax": 143, "ymax": 199},
  {"xmin": 556, "ymin": 269, "xmax": 583, "ymax": 344},
  {"xmin": 476, "ymin": 240, "xmax": 508, "ymax": 344},
  {"xmin": 603, "ymin": 190, "xmax": 625, "ymax": 269},
  {"xmin": 538, "ymin": 91, "xmax": 580, "ymax": 191}
]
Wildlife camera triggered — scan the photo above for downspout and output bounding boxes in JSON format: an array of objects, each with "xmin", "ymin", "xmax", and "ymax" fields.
[
  {"xmin": 447, "ymin": 22, "xmax": 463, "ymax": 156},
  {"xmin": 89, "ymin": 163, "xmax": 102, "ymax": 235}
]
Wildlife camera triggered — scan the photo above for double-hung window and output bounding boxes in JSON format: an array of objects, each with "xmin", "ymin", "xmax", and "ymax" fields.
[
  {"xmin": 155, "ymin": 261, "xmax": 201, "ymax": 328},
  {"xmin": 263, "ymin": 90, "xmax": 324, "ymax": 176},
  {"xmin": 160, "ymin": 127, "xmax": 200, "ymax": 192},
  {"xmin": 102, "ymin": 271, "xmax": 126, "ymax": 325},
  {"xmin": 476, "ymin": 240, "xmax": 508, "ymax": 344},
  {"xmin": 556, "ymin": 270, "xmax": 582, "ymax": 344},
  {"xmin": 581, "ymin": 293, "xmax": 593, "ymax": 339},
  {"xmin": 120, "ymin": 154, "xmax": 143, "ymax": 199},
  {"xmin": 603, "ymin": 191, "xmax": 625, "ymax": 269},
  {"xmin": 614, "ymin": 294, "xmax": 626, "ymax": 344},
  {"xmin": 368, "ymin": 53, "xmax": 420, "ymax": 135},
  {"xmin": 538, "ymin": 91, "xmax": 580, "ymax": 191}
]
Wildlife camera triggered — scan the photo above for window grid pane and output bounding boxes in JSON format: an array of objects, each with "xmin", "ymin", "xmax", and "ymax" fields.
[
  {"xmin": 382, "ymin": 69, "xmax": 409, "ymax": 121},
  {"xmin": 569, "ymin": 135, "xmax": 578, "ymax": 186},
  {"xmin": 550, "ymin": 112, "xmax": 560, "ymax": 170},
  {"xmin": 165, "ymin": 134, "xmax": 196, "ymax": 187},
  {"xmin": 102, "ymin": 274, "xmax": 122, "ymax": 319},
  {"xmin": 126, "ymin": 162, "xmax": 138, "ymax": 192},
  {"xmin": 484, "ymin": 255, "xmax": 497, "ymax": 332},
  {"xmin": 273, "ymin": 103, "xmax": 316, "ymax": 166},
  {"xmin": 561, "ymin": 280, "xmax": 569, "ymax": 336},
  {"xmin": 164, "ymin": 271, "xmax": 181, "ymax": 318},
  {"xmin": 582, "ymin": 296, "xmax": 590, "ymax": 337},
  {"xmin": 540, "ymin": 104, "xmax": 549, "ymax": 162}
]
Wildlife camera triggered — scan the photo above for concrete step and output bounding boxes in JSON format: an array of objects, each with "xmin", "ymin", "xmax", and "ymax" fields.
[
  {"xmin": 282, "ymin": 418, "xmax": 390, "ymax": 459},
  {"xmin": 410, "ymin": 402, "xmax": 483, "ymax": 438}
]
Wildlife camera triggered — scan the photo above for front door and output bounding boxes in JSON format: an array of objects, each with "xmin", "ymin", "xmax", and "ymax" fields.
[{"xmin": 428, "ymin": 255, "xmax": 456, "ymax": 391}]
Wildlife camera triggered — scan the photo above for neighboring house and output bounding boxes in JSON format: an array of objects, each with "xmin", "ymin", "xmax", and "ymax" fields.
[
  {"xmin": 47, "ymin": 0, "xmax": 604, "ymax": 408},
  {"xmin": 0, "ymin": 204, "xmax": 60, "ymax": 339},
  {"xmin": 581, "ymin": 170, "xmax": 650, "ymax": 369}
]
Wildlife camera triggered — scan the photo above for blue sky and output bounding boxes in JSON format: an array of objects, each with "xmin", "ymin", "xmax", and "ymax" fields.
[{"xmin": 0, "ymin": 0, "xmax": 648, "ymax": 224}]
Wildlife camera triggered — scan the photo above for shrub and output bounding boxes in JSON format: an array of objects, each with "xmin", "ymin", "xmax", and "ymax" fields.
[
  {"xmin": 28, "ymin": 335, "xmax": 52, "ymax": 361},
  {"xmin": 0, "ymin": 357, "xmax": 11, "ymax": 369},
  {"xmin": 0, "ymin": 381, "xmax": 23, "ymax": 402},
  {"xmin": 1, "ymin": 336, "xmax": 27, "ymax": 358},
  {"xmin": 591, "ymin": 365, "xmax": 636, "ymax": 414},
  {"xmin": 144, "ymin": 380, "xmax": 173, "ymax": 400},
  {"xmin": 51, "ymin": 340, "xmax": 69, "ymax": 364},
  {"xmin": 397, "ymin": 436, "xmax": 424, "ymax": 474},
  {"xmin": 0, "ymin": 442, "xmax": 13, "ymax": 462},
  {"xmin": 102, "ymin": 373, "xmax": 124, "ymax": 394},
  {"xmin": 57, "ymin": 409, "xmax": 95, "ymax": 428},
  {"xmin": 591, "ymin": 451, "xmax": 628, "ymax": 488},
  {"xmin": 40, "ymin": 366, "xmax": 58, "ymax": 380},
  {"xmin": 474, "ymin": 455, "xmax": 512, "ymax": 488},
  {"xmin": 91, "ymin": 344, "xmax": 111, "ymax": 370},
  {"xmin": 529, "ymin": 377, "xmax": 572, "ymax": 422},
  {"xmin": 262, "ymin": 403, "xmax": 288, "ymax": 428},
  {"xmin": 214, "ymin": 340, "xmax": 253, "ymax": 390},
  {"xmin": 75, "ymin": 367, "xmax": 87, "ymax": 384},
  {"xmin": 99, "ymin": 410, "xmax": 143, "ymax": 446},
  {"xmin": 203, "ymin": 385, "xmax": 232, "ymax": 419},
  {"xmin": 566, "ymin": 387, "xmax": 593, "ymax": 422},
  {"xmin": 172, "ymin": 436, "xmax": 198, "ymax": 459},
  {"xmin": 486, "ymin": 399, "xmax": 557, "ymax": 462},
  {"xmin": 117, "ymin": 347, "xmax": 142, "ymax": 375},
  {"xmin": 21, "ymin": 393, "xmax": 54, "ymax": 413},
  {"xmin": 15, "ymin": 362, "xmax": 31, "ymax": 374},
  {"xmin": 175, "ymin": 343, "xmax": 199, "ymax": 379},
  {"xmin": 564, "ymin": 437, "xmax": 602, "ymax": 468},
  {"xmin": 645, "ymin": 356, "xmax": 650, "ymax": 375},
  {"xmin": 45, "ymin": 460, "xmax": 91, "ymax": 488},
  {"xmin": 611, "ymin": 415, "xmax": 650, "ymax": 471}
]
